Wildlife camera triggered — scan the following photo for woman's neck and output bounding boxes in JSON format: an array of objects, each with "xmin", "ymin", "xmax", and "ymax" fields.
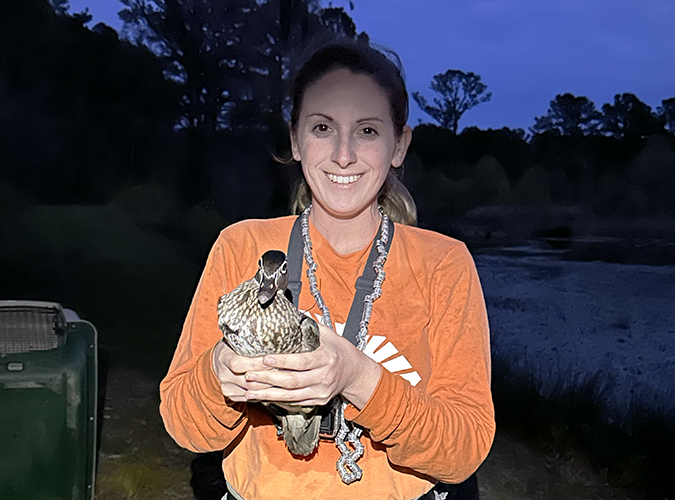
[{"xmin": 309, "ymin": 204, "xmax": 381, "ymax": 255}]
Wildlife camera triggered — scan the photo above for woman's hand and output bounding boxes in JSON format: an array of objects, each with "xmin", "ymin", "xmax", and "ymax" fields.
[
  {"xmin": 211, "ymin": 340, "xmax": 274, "ymax": 402},
  {"xmin": 242, "ymin": 324, "xmax": 382, "ymax": 410}
]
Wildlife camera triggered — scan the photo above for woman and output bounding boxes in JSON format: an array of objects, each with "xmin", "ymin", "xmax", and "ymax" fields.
[{"xmin": 160, "ymin": 42, "xmax": 495, "ymax": 500}]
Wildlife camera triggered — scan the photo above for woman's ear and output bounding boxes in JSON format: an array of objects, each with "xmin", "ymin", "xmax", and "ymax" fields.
[
  {"xmin": 289, "ymin": 122, "xmax": 301, "ymax": 162},
  {"xmin": 391, "ymin": 125, "xmax": 412, "ymax": 168}
]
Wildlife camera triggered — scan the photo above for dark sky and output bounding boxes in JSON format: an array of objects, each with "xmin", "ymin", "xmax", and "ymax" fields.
[{"xmin": 69, "ymin": 0, "xmax": 675, "ymax": 132}]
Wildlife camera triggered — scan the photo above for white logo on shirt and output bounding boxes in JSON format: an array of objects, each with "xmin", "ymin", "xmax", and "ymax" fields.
[{"xmin": 316, "ymin": 315, "xmax": 422, "ymax": 387}]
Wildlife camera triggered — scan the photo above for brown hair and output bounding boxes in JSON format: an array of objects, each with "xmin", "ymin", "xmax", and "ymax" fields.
[{"xmin": 288, "ymin": 42, "xmax": 417, "ymax": 225}]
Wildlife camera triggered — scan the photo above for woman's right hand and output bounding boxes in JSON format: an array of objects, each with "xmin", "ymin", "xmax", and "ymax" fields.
[{"xmin": 212, "ymin": 340, "xmax": 273, "ymax": 402}]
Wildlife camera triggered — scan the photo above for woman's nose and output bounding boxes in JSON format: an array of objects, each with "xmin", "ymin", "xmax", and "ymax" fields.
[{"xmin": 331, "ymin": 134, "xmax": 356, "ymax": 169}]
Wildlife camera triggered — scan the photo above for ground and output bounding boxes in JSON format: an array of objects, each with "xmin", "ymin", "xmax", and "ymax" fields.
[
  {"xmin": 92, "ymin": 367, "xmax": 645, "ymax": 500},
  {"xmin": 94, "ymin": 368, "xmax": 193, "ymax": 500}
]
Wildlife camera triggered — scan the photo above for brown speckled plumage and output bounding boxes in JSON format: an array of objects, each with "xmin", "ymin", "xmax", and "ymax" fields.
[{"xmin": 217, "ymin": 250, "xmax": 322, "ymax": 456}]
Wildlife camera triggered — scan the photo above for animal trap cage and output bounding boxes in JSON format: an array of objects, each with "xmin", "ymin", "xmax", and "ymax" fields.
[{"xmin": 0, "ymin": 300, "xmax": 97, "ymax": 500}]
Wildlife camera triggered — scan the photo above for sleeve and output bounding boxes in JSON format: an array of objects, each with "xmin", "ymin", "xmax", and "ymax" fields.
[
  {"xmin": 159, "ymin": 233, "xmax": 250, "ymax": 453},
  {"xmin": 344, "ymin": 243, "xmax": 495, "ymax": 484}
]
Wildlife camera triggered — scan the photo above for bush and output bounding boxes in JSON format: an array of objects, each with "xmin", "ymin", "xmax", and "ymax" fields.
[{"xmin": 514, "ymin": 165, "xmax": 553, "ymax": 206}]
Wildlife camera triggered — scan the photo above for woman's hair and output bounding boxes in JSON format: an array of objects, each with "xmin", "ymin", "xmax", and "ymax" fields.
[{"xmin": 288, "ymin": 42, "xmax": 417, "ymax": 226}]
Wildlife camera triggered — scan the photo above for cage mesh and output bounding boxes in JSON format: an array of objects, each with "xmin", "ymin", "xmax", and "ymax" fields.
[{"xmin": 0, "ymin": 302, "xmax": 67, "ymax": 354}]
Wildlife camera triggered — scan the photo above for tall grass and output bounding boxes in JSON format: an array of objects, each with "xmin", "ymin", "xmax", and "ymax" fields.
[{"xmin": 492, "ymin": 357, "xmax": 675, "ymax": 499}]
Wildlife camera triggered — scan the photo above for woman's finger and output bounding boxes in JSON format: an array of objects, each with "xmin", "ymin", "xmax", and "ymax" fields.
[
  {"xmin": 245, "ymin": 366, "xmax": 324, "ymax": 391},
  {"xmin": 245, "ymin": 385, "xmax": 333, "ymax": 406},
  {"xmin": 226, "ymin": 353, "xmax": 270, "ymax": 374},
  {"xmin": 262, "ymin": 351, "xmax": 318, "ymax": 371}
]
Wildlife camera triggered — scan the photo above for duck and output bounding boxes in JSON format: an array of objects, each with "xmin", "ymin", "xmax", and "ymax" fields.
[{"xmin": 217, "ymin": 250, "xmax": 322, "ymax": 456}]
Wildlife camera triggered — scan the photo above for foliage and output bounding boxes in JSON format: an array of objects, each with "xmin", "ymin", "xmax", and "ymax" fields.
[
  {"xmin": 3, "ymin": 0, "xmax": 675, "ymax": 227},
  {"xmin": 531, "ymin": 93, "xmax": 602, "ymax": 137},
  {"xmin": 0, "ymin": 0, "xmax": 180, "ymax": 204},
  {"xmin": 601, "ymin": 93, "xmax": 664, "ymax": 139},
  {"xmin": 0, "ymin": 189, "xmax": 227, "ymax": 376},
  {"xmin": 118, "ymin": 0, "xmax": 362, "ymax": 133},
  {"xmin": 407, "ymin": 122, "xmax": 675, "ymax": 227},
  {"xmin": 658, "ymin": 98, "xmax": 675, "ymax": 133},
  {"xmin": 412, "ymin": 69, "xmax": 492, "ymax": 133},
  {"xmin": 117, "ymin": 0, "xmax": 363, "ymax": 202}
]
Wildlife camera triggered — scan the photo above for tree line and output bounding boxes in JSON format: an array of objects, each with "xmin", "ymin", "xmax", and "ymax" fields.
[
  {"xmin": 1, "ymin": 0, "xmax": 674, "ymax": 226},
  {"xmin": 413, "ymin": 69, "xmax": 675, "ymax": 139},
  {"xmin": 409, "ymin": 71, "xmax": 675, "ymax": 223}
]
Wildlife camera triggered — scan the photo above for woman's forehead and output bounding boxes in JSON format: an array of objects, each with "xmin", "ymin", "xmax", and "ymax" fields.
[{"xmin": 300, "ymin": 69, "xmax": 391, "ymax": 120}]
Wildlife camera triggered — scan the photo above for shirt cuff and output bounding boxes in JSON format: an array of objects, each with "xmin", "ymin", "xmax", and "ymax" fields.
[
  {"xmin": 195, "ymin": 344, "xmax": 246, "ymax": 427},
  {"xmin": 344, "ymin": 369, "xmax": 408, "ymax": 439}
]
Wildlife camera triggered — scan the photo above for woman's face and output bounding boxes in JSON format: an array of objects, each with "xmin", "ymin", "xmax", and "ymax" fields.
[{"xmin": 291, "ymin": 69, "xmax": 411, "ymax": 222}]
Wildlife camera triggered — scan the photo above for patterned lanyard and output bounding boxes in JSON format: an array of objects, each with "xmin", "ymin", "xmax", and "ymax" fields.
[{"xmin": 286, "ymin": 204, "xmax": 393, "ymax": 484}]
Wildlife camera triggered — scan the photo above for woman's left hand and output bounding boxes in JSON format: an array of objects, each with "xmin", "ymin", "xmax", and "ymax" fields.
[{"xmin": 243, "ymin": 324, "xmax": 382, "ymax": 410}]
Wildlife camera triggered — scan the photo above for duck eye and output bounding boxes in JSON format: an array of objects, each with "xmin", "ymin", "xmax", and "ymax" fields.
[
  {"xmin": 258, "ymin": 257, "xmax": 263, "ymax": 268},
  {"xmin": 280, "ymin": 261, "xmax": 288, "ymax": 274}
]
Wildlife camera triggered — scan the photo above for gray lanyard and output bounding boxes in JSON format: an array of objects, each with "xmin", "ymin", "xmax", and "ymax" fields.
[{"xmin": 286, "ymin": 216, "xmax": 394, "ymax": 346}]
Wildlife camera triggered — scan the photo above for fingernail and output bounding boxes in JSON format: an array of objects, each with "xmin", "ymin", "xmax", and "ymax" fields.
[
  {"xmin": 245, "ymin": 392, "xmax": 256, "ymax": 400},
  {"xmin": 246, "ymin": 374, "xmax": 257, "ymax": 382},
  {"xmin": 264, "ymin": 356, "xmax": 276, "ymax": 366}
]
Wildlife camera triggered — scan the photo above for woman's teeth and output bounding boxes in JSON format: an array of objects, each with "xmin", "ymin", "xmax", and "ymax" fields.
[{"xmin": 326, "ymin": 173, "xmax": 362, "ymax": 184}]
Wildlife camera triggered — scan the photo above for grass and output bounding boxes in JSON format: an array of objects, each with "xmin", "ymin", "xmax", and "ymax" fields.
[
  {"xmin": 95, "ymin": 449, "xmax": 193, "ymax": 500},
  {"xmin": 97, "ymin": 453, "xmax": 168, "ymax": 499},
  {"xmin": 491, "ymin": 357, "xmax": 675, "ymax": 499}
]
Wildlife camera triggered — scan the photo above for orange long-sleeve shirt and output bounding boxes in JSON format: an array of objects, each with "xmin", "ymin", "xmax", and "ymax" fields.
[{"xmin": 159, "ymin": 216, "xmax": 495, "ymax": 500}]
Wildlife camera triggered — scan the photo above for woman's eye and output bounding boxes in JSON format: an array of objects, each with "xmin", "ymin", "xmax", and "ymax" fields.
[
  {"xmin": 361, "ymin": 127, "xmax": 378, "ymax": 137},
  {"xmin": 313, "ymin": 123, "xmax": 330, "ymax": 134}
]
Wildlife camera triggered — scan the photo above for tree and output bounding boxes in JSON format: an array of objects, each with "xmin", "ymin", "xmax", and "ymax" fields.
[
  {"xmin": 413, "ymin": 70, "xmax": 492, "ymax": 134},
  {"xmin": 657, "ymin": 98, "xmax": 675, "ymax": 134},
  {"xmin": 118, "ymin": 0, "xmax": 363, "ymax": 202},
  {"xmin": 531, "ymin": 93, "xmax": 602, "ymax": 137},
  {"xmin": 601, "ymin": 93, "xmax": 663, "ymax": 139},
  {"xmin": 119, "ymin": 0, "xmax": 361, "ymax": 134},
  {"xmin": 1, "ymin": 0, "xmax": 179, "ymax": 203}
]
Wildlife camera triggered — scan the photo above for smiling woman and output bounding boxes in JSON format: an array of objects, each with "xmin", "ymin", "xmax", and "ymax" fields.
[
  {"xmin": 290, "ymin": 68, "xmax": 411, "ymax": 253},
  {"xmin": 288, "ymin": 44, "xmax": 418, "ymax": 232},
  {"xmin": 159, "ymin": 41, "xmax": 495, "ymax": 500}
]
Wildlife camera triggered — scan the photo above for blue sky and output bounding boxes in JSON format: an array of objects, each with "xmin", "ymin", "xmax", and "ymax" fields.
[{"xmin": 67, "ymin": 0, "xmax": 675, "ymax": 132}]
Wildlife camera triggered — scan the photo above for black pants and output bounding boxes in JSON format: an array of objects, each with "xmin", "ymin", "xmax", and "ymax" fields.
[{"xmin": 417, "ymin": 475, "xmax": 479, "ymax": 500}]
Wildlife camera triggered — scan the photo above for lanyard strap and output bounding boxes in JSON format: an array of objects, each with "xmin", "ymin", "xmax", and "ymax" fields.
[{"xmin": 286, "ymin": 216, "xmax": 394, "ymax": 346}]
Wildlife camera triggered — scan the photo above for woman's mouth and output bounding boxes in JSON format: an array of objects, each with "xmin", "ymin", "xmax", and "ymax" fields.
[{"xmin": 326, "ymin": 173, "xmax": 362, "ymax": 184}]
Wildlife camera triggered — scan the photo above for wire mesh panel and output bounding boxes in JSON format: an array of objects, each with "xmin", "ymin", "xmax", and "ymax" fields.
[{"xmin": 0, "ymin": 300, "xmax": 67, "ymax": 354}]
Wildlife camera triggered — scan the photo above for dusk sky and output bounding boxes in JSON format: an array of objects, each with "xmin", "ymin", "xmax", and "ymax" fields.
[{"xmin": 67, "ymin": 0, "xmax": 675, "ymax": 132}]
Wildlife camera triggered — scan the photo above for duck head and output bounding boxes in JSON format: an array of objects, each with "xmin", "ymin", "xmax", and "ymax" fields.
[{"xmin": 256, "ymin": 250, "xmax": 289, "ymax": 306}]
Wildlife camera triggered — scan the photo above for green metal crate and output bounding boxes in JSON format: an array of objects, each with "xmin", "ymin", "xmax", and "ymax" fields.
[{"xmin": 0, "ymin": 300, "xmax": 97, "ymax": 500}]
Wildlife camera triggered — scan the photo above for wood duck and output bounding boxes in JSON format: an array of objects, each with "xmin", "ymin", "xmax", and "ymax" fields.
[{"xmin": 217, "ymin": 250, "xmax": 322, "ymax": 456}]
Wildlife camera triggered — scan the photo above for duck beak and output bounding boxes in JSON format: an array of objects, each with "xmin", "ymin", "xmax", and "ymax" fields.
[{"xmin": 258, "ymin": 277, "xmax": 276, "ymax": 305}]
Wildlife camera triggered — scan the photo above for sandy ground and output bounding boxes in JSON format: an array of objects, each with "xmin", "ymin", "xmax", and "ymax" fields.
[{"xmin": 475, "ymin": 250, "xmax": 675, "ymax": 425}]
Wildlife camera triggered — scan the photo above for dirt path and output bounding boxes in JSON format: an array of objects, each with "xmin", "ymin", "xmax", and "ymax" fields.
[
  {"xmin": 93, "ymin": 367, "xmax": 644, "ymax": 500},
  {"xmin": 94, "ymin": 368, "xmax": 194, "ymax": 500}
]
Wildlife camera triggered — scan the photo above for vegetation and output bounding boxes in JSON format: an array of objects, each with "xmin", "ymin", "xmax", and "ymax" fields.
[
  {"xmin": 413, "ymin": 69, "xmax": 492, "ymax": 134},
  {"xmin": 405, "ymin": 124, "xmax": 675, "ymax": 230}
]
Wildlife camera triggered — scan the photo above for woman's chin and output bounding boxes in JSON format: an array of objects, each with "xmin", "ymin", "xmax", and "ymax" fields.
[{"xmin": 312, "ymin": 199, "xmax": 379, "ymax": 222}]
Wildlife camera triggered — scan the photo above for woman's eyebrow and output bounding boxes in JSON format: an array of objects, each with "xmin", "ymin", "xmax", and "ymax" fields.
[
  {"xmin": 306, "ymin": 114, "xmax": 385, "ymax": 124},
  {"xmin": 356, "ymin": 117, "xmax": 385, "ymax": 124},
  {"xmin": 307, "ymin": 113, "xmax": 334, "ymax": 121}
]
